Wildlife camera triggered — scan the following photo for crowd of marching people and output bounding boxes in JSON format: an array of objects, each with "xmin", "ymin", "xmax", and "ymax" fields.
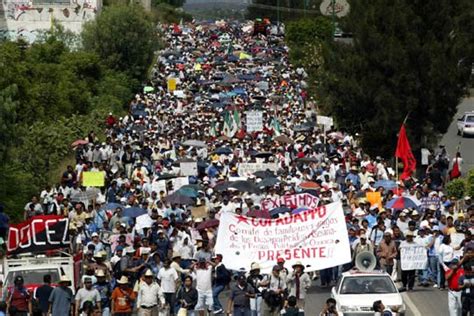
[{"xmin": 2, "ymin": 19, "xmax": 473, "ymax": 316}]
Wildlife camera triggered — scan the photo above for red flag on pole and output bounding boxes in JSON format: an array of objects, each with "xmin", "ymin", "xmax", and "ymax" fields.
[
  {"xmin": 450, "ymin": 158, "xmax": 461, "ymax": 179},
  {"xmin": 395, "ymin": 124, "xmax": 416, "ymax": 180}
]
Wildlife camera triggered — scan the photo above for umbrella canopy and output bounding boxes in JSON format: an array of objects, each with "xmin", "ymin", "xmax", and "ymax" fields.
[
  {"xmin": 183, "ymin": 140, "xmax": 207, "ymax": 148},
  {"xmin": 274, "ymin": 135, "xmax": 293, "ymax": 144},
  {"xmin": 253, "ymin": 170, "xmax": 276, "ymax": 178},
  {"xmin": 214, "ymin": 182, "xmax": 230, "ymax": 192},
  {"xmin": 71, "ymin": 139, "xmax": 89, "ymax": 147},
  {"xmin": 196, "ymin": 219, "xmax": 220, "ymax": 230},
  {"xmin": 228, "ymin": 181, "xmax": 260, "ymax": 194},
  {"xmin": 247, "ymin": 209, "xmax": 271, "ymax": 219},
  {"xmin": 257, "ymin": 177, "xmax": 279, "ymax": 188},
  {"xmin": 123, "ymin": 207, "xmax": 147, "ymax": 218},
  {"xmin": 102, "ymin": 203, "xmax": 123, "ymax": 211},
  {"xmin": 296, "ymin": 157, "xmax": 318, "ymax": 164},
  {"xmin": 374, "ymin": 180, "xmax": 397, "ymax": 190},
  {"xmin": 177, "ymin": 187, "xmax": 199, "ymax": 198},
  {"xmin": 157, "ymin": 173, "xmax": 178, "ymax": 180},
  {"xmin": 215, "ymin": 147, "xmax": 233, "ymax": 155},
  {"xmin": 386, "ymin": 197, "xmax": 418, "ymax": 210},
  {"xmin": 252, "ymin": 152, "xmax": 273, "ymax": 159},
  {"xmin": 292, "ymin": 207, "xmax": 310, "ymax": 215},
  {"xmin": 293, "ymin": 125, "xmax": 312, "ymax": 132},
  {"xmin": 298, "ymin": 181, "xmax": 319, "ymax": 190},
  {"xmin": 269, "ymin": 206, "xmax": 291, "ymax": 218},
  {"xmin": 165, "ymin": 193, "xmax": 195, "ymax": 205},
  {"xmin": 327, "ymin": 131, "xmax": 344, "ymax": 140}
]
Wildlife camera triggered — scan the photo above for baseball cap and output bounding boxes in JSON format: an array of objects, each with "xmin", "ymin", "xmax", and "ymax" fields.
[{"xmin": 277, "ymin": 258, "xmax": 285, "ymax": 263}]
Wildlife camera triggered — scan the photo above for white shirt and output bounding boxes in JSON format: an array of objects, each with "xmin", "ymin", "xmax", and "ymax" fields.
[
  {"xmin": 193, "ymin": 266, "xmax": 213, "ymax": 292},
  {"xmin": 137, "ymin": 282, "xmax": 165, "ymax": 307},
  {"xmin": 438, "ymin": 244, "xmax": 454, "ymax": 263},
  {"xmin": 158, "ymin": 267, "xmax": 178, "ymax": 293}
]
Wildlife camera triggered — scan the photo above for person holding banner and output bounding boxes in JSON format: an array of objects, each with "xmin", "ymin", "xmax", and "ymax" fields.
[
  {"xmin": 287, "ymin": 261, "xmax": 311, "ymax": 308},
  {"xmin": 399, "ymin": 231, "xmax": 417, "ymax": 291}
]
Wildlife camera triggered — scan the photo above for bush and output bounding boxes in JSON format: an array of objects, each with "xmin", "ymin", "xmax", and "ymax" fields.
[
  {"xmin": 446, "ymin": 178, "xmax": 466, "ymax": 200},
  {"xmin": 467, "ymin": 169, "xmax": 474, "ymax": 198}
]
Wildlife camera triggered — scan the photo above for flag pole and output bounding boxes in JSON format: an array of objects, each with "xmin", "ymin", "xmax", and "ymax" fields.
[{"xmin": 396, "ymin": 113, "xmax": 411, "ymax": 180}]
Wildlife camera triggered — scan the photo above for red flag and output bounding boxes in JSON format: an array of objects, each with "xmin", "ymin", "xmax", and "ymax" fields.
[
  {"xmin": 450, "ymin": 158, "xmax": 461, "ymax": 179},
  {"xmin": 395, "ymin": 124, "xmax": 416, "ymax": 180}
]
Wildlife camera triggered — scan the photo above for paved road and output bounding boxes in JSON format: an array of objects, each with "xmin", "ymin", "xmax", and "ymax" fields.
[
  {"xmin": 302, "ymin": 280, "xmax": 449, "ymax": 316},
  {"xmin": 440, "ymin": 96, "xmax": 474, "ymax": 173}
]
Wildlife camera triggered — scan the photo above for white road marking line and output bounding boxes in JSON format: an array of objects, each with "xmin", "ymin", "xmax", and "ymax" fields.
[{"xmin": 402, "ymin": 292, "xmax": 422, "ymax": 316}]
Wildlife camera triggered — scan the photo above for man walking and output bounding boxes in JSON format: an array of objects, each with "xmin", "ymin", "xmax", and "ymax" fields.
[
  {"xmin": 227, "ymin": 275, "xmax": 255, "ymax": 316},
  {"xmin": 34, "ymin": 275, "xmax": 53, "ymax": 316},
  {"xmin": 48, "ymin": 276, "xmax": 74, "ymax": 316},
  {"xmin": 213, "ymin": 254, "xmax": 231, "ymax": 314},
  {"xmin": 136, "ymin": 269, "xmax": 166, "ymax": 316}
]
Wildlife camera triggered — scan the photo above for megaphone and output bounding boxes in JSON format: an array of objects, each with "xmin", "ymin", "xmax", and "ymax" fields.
[{"xmin": 355, "ymin": 251, "xmax": 376, "ymax": 271}]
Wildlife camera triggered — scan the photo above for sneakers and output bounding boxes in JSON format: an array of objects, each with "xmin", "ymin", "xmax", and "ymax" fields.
[
  {"xmin": 214, "ymin": 308, "xmax": 224, "ymax": 314},
  {"xmin": 433, "ymin": 284, "xmax": 438, "ymax": 288}
]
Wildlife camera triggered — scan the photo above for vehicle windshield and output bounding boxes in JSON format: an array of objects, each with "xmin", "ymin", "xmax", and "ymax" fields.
[
  {"xmin": 466, "ymin": 116, "xmax": 474, "ymax": 122},
  {"xmin": 340, "ymin": 276, "xmax": 397, "ymax": 294},
  {"xmin": 6, "ymin": 269, "xmax": 60, "ymax": 286}
]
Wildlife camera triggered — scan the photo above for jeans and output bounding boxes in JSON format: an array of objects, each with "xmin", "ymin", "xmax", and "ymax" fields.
[
  {"xmin": 448, "ymin": 290, "xmax": 462, "ymax": 316},
  {"xmin": 428, "ymin": 256, "xmax": 439, "ymax": 285},
  {"xmin": 418, "ymin": 268, "xmax": 429, "ymax": 284},
  {"xmin": 212, "ymin": 284, "xmax": 225, "ymax": 311},
  {"xmin": 401, "ymin": 270, "xmax": 416, "ymax": 289},
  {"xmin": 440, "ymin": 262, "xmax": 450, "ymax": 289},
  {"xmin": 320, "ymin": 267, "xmax": 333, "ymax": 286},
  {"xmin": 164, "ymin": 292, "xmax": 176, "ymax": 316},
  {"xmin": 250, "ymin": 296, "xmax": 262, "ymax": 316},
  {"xmin": 233, "ymin": 306, "xmax": 251, "ymax": 316}
]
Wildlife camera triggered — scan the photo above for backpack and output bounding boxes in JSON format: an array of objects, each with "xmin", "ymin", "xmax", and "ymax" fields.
[
  {"xmin": 218, "ymin": 265, "xmax": 232, "ymax": 285},
  {"xmin": 113, "ymin": 258, "xmax": 124, "ymax": 279}
]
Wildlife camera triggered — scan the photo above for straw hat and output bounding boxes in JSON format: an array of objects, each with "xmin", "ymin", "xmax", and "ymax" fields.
[
  {"xmin": 58, "ymin": 275, "xmax": 71, "ymax": 285},
  {"xmin": 144, "ymin": 269, "xmax": 154, "ymax": 277},
  {"xmin": 117, "ymin": 276, "xmax": 129, "ymax": 284},
  {"xmin": 292, "ymin": 261, "xmax": 304, "ymax": 269},
  {"xmin": 95, "ymin": 269, "xmax": 105, "ymax": 277},
  {"xmin": 250, "ymin": 263, "xmax": 261, "ymax": 271}
]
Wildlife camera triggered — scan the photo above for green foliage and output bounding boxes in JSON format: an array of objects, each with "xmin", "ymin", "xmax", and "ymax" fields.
[
  {"xmin": 82, "ymin": 5, "xmax": 158, "ymax": 82},
  {"xmin": 247, "ymin": 0, "xmax": 321, "ymax": 22},
  {"xmin": 153, "ymin": 0, "xmax": 185, "ymax": 7},
  {"xmin": 316, "ymin": 0, "xmax": 474, "ymax": 157},
  {"xmin": 446, "ymin": 178, "xmax": 466, "ymax": 200},
  {"xmin": 151, "ymin": 3, "xmax": 193, "ymax": 24},
  {"xmin": 467, "ymin": 169, "xmax": 474, "ymax": 199},
  {"xmin": 286, "ymin": 17, "xmax": 334, "ymax": 46}
]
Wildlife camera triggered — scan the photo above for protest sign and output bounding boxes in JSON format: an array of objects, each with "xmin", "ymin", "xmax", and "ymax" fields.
[
  {"xmin": 191, "ymin": 205, "xmax": 208, "ymax": 218},
  {"xmin": 260, "ymin": 193, "xmax": 320, "ymax": 212},
  {"xmin": 246, "ymin": 111, "xmax": 263, "ymax": 132},
  {"xmin": 238, "ymin": 162, "xmax": 279, "ymax": 177},
  {"xmin": 366, "ymin": 192, "xmax": 382, "ymax": 209},
  {"xmin": 420, "ymin": 197, "xmax": 440, "ymax": 210},
  {"xmin": 171, "ymin": 177, "xmax": 189, "ymax": 191},
  {"xmin": 400, "ymin": 246, "xmax": 428, "ymax": 270},
  {"xmin": 316, "ymin": 115, "xmax": 334, "ymax": 129},
  {"xmin": 82, "ymin": 171, "xmax": 105, "ymax": 187},
  {"xmin": 451, "ymin": 232, "xmax": 465, "ymax": 257},
  {"xmin": 151, "ymin": 180, "xmax": 167, "ymax": 194},
  {"xmin": 215, "ymin": 201, "xmax": 351, "ymax": 272},
  {"xmin": 167, "ymin": 78, "xmax": 177, "ymax": 92},
  {"xmin": 180, "ymin": 161, "xmax": 198, "ymax": 176},
  {"xmin": 8, "ymin": 215, "xmax": 70, "ymax": 254}
]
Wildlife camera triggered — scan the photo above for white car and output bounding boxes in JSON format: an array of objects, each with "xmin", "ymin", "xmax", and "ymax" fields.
[
  {"xmin": 457, "ymin": 112, "xmax": 474, "ymax": 137},
  {"xmin": 331, "ymin": 271, "xmax": 406, "ymax": 315}
]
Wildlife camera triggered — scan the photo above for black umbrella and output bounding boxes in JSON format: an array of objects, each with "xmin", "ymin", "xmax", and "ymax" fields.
[
  {"xmin": 165, "ymin": 192, "xmax": 195, "ymax": 205},
  {"xmin": 296, "ymin": 157, "xmax": 318, "ymax": 163},
  {"xmin": 252, "ymin": 152, "xmax": 273, "ymax": 159},
  {"xmin": 215, "ymin": 147, "xmax": 232, "ymax": 155},
  {"xmin": 269, "ymin": 206, "xmax": 291, "ymax": 218},
  {"xmin": 253, "ymin": 170, "xmax": 276, "ymax": 178},
  {"xmin": 258, "ymin": 177, "xmax": 280, "ymax": 188},
  {"xmin": 293, "ymin": 125, "xmax": 312, "ymax": 132},
  {"xmin": 228, "ymin": 181, "xmax": 260, "ymax": 194},
  {"xmin": 158, "ymin": 173, "xmax": 178, "ymax": 180},
  {"xmin": 214, "ymin": 182, "xmax": 230, "ymax": 192},
  {"xmin": 196, "ymin": 219, "xmax": 220, "ymax": 230}
]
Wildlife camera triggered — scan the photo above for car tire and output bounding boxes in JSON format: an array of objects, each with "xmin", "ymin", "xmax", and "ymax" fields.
[{"xmin": 462, "ymin": 130, "xmax": 466, "ymax": 137}]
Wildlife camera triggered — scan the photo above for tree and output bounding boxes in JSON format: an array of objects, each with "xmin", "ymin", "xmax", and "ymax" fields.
[
  {"xmin": 82, "ymin": 5, "xmax": 158, "ymax": 81},
  {"xmin": 317, "ymin": 0, "xmax": 474, "ymax": 157}
]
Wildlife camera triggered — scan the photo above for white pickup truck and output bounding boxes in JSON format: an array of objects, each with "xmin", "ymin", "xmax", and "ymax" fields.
[{"xmin": 1, "ymin": 253, "xmax": 76, "ymax": 293}]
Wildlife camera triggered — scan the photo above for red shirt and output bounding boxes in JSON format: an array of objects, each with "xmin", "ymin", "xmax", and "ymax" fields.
[{"xmin": 446, "ymin": 267, "xmax": 465, "ymax": 291}]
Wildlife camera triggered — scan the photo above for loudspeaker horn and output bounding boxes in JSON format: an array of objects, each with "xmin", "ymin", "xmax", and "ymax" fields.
[{"xmin": 355, "ymin": 251, "xmax": 376, "ymax": 271}]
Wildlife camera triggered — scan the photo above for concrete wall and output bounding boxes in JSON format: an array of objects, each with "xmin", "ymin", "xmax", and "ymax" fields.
[{"xmin": 0, "ymin": 0, "xmax": 102, "ymax": 42}]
